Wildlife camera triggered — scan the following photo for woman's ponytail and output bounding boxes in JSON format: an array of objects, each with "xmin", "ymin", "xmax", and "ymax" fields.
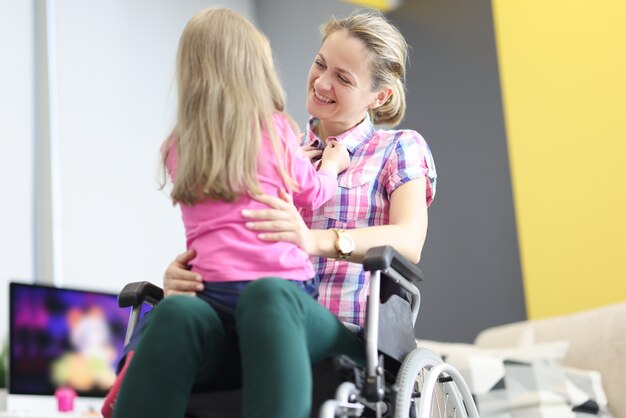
[{"xmin": 371, "ymin": 77, "xmax": 406, "ymax": 127}]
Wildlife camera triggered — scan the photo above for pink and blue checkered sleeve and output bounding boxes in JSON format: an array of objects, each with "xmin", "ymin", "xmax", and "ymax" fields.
[{"xmin": 383, "ymin": 130, "xmax": 437, "ymax": 206}]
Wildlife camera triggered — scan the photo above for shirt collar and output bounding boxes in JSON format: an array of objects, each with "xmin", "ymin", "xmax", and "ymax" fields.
[{"xmin": 306, "ymin": 114, "xmax": 375, "ymax": 154}]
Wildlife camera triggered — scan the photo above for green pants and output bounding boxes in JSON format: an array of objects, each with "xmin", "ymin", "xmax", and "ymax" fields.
[{"xmin": 113, "ymin": 277, "xmax": 365, "ymax": 418}]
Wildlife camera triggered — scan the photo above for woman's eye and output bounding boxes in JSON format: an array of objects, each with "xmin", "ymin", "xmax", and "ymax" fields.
[
  {"xmin": 314, "ymin": 60, "xmax": 326, "ymax": 69},
  {"xmin": 338, "ymin": 75, "xmax": 351, "ymax": 84}
]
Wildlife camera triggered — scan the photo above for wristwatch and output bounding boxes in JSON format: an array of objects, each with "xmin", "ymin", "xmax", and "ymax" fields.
[{"xmin": 332, "ymin": 228, "xmax": 355, "ymax": 260}]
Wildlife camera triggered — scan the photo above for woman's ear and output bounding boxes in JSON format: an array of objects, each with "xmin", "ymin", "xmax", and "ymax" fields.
[{"xmin": 369, "ymin": 87, "xmax": 393, "ymax": 110}]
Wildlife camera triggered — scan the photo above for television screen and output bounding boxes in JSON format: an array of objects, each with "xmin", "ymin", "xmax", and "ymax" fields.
[{"xmin": 9, "ymin": 282, "xmax": 131, "ymax": 398}]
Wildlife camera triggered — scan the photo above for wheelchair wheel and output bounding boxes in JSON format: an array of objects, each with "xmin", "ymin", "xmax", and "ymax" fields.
[{"xmin": 394, "ymin": 348, "xmax": 479, "ymax": 418}]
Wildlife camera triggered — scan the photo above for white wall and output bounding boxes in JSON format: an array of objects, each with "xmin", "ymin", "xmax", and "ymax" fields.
[
  {"xmin": 53, "ymin": 0, "xmax": 255, "ymax": 294},
  {"xmin": 0, "ymin": 0, "xmax": 255, "ymax": 344},
  {"xmin": 0, "ymin": 1, "xmax": 35, "ymax": 343}
]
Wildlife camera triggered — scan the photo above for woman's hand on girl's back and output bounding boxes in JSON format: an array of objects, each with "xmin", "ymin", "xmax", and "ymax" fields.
[
  {"xmin": 162, "ymin": 248, "xmax": 204, "ymax": 296},
  {"xmin": 243, "ymin": 190, "xmax": 317, "ymax": 255}
]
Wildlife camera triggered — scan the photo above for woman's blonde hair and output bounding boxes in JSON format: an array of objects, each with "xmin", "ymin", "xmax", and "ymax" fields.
[
  {"xmin": 321, "ymin": 10, "xmax": 408, "ymax": 127},
  {"xmin": 165, "ymin": 7, "xmax": 295, "ymax": 205}
]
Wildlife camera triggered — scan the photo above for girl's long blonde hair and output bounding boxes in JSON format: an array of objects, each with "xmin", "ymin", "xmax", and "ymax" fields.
[{"xmin": 165, "ymin": 7, "xmax": 296, "ymax": 205}]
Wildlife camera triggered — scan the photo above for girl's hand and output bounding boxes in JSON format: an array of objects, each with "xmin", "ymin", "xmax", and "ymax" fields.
[
  {"xmin": 300, "ymin": 144, "xmax": 322, "ymax": 162},
  {"xmin": 320, "ymin": 141, "xmax": 350, "ymax": 174},
  {"xmin": 162, "ymin": 248, "xmax": 204, "ymax": 296},
  {"xmin": 243, "ymin": 190, "xmax": 317, "ymax": 254}
]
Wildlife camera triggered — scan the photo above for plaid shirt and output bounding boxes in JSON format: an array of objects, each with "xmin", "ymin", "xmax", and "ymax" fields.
[{"xmin": 300, "ymin": 115, "xmax": 437, "ymax": 327}]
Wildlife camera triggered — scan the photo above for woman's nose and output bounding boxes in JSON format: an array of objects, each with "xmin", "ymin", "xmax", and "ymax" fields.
[{"xmin": 314, "ymin": 72, "xmax": 332, "ymax": 92}]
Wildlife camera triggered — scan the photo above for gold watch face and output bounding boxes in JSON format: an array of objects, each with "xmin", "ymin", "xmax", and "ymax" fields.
[{"xmin": 337, "ymin": 236, "xmax": 354, "ymax": 254}]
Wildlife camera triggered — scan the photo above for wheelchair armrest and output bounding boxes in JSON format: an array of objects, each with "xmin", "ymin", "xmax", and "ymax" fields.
[
  {"xmin": 118, "ymin": 281, "xmax": 164, "ymax": 308},
  {"xmin": 362, "ymin": 245, "xmax": 423, "ymax": 285}
]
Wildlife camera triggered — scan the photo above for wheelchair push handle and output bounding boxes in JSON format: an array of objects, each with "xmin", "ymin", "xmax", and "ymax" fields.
[
  {"xmin": 362, "ymin": 245, "xmax": 423, "ymax": 285},
  {"xmin": 118, "ymin": 281, "xmax": 164, "ymax": 308}
]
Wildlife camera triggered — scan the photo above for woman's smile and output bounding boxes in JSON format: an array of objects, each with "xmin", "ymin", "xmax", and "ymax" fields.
[{"xmin": 313, "ymin": 89, "xmax": 335, "ymax": 104}]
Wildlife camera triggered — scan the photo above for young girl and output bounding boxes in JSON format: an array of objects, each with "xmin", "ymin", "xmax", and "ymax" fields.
[
  {"xmin": 161, "ymin": 7, "xmax": 349, "ymax": 326},
  {"xmin": 107, "ymin": 7, "xmax": 349, "ymax": 418}
]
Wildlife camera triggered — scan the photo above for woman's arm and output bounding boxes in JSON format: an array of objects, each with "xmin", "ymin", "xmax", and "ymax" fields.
[
  {"xmin": 341, "ymin": 178, "xmax": 427, "ymax": 263},
  {"xmin": 243, "ymin": 177, "xmax": 428, "ymax": 264},
  {"xmin": 162, "ymin": 248, "xmax": 204, "ymax": 296}
]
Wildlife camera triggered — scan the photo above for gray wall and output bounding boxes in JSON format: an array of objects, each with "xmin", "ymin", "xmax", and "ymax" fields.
[
  {"xmin": 256, "ymin": 0, "xmax": 360, "ymax": 126},
  {"xmin": 390, "ymin": 0, "xmax": 526, "ymax": 341},
  {"xmin": 388, "ymin": 0, "xmax": 526, "ymax": 342},
  {"xmin": 259, "ymin": 0, "xmax": 526, "ymax": 343}
]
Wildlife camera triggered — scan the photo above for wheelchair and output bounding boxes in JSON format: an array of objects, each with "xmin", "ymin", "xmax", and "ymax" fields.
[{"xmin": 118, "ymin": 246, "xmax": 479, "ymax": 418}]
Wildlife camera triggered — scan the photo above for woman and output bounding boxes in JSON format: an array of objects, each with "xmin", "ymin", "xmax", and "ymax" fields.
[{"xmin": 116, "ymin": 8, "xmax": 436, "ymax": 418}]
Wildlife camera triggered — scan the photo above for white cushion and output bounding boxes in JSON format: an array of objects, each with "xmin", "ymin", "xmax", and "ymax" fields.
[{"xmin": 417, "ymin": 339, "xmax": 613, "ymax": 417}]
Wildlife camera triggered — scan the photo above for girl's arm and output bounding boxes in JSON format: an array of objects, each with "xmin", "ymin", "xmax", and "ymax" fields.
[
  {"xmin": 243, "ymin": 176, "xmax": 428, "ymax": 264},
  {"xmin": 282, "ymin": 114, "xmax": 349, "ymax": 209}
]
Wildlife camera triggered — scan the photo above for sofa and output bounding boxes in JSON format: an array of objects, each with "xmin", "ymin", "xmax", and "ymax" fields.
[{"xmin": 420, "ymin": 301, "xmax": 626, "ymax": 417}]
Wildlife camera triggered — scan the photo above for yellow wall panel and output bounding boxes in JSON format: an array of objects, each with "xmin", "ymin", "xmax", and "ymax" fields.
[
  {"xmin": 340, "ymin": 0, "xmax": 401, "ymax": 12},
  {"xmin": 492, "ymin": 0, "xmax": 626, "ymax": 319}
]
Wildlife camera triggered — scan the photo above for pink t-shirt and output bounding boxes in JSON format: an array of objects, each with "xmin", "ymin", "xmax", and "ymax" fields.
[{"xmin": 165, "ymin": 113, "xmax": 337, "ymax": 283}]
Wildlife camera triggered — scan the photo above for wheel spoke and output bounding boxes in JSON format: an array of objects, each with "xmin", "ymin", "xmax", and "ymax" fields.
[{"xmin": 394, "ymin": 348, "xmax": 476, "ymax": 418}]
